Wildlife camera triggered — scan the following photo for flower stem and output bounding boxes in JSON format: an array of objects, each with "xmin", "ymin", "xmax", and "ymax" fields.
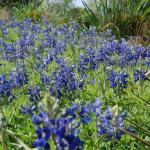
[{"xmin": 115, "ymin": 126, "xmax": 150, "ymax": 148}]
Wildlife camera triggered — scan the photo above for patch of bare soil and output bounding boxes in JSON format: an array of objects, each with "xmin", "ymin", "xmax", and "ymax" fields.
[{"xmin": 0, "ymin": 7, "xmax": 11, "ymax": 21}]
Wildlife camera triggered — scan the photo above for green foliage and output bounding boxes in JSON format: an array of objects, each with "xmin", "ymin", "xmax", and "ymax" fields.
[
  {"xmin": 67, "ymin": 7, "xmax": 88, "ymax": 24},
  {"xmin": 46, "ymin": 0, "xmax": 73, "ymax": 16},
  {"xmin": 0, "ymin": 0, "xmax": 31, "ymax": 8},
  {"xmin": 12, "ymin": 0, "xmax": 43, "ymax": 20},
  {"xmin": 82, "ymin": 0, "xmax": 150, "ymax": 37},
  {"xmin": 0, "ymin": 17, "xmax": 150, "ymax": 149}
]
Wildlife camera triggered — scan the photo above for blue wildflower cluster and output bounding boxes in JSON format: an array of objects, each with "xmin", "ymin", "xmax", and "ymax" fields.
[
  {"xmin": 28, "ymin": 86, "xmax": 41, "ymax": 102},
  {"xmin": 98, "ymin": 107, "xmax": 127, "ymax": 140},
  {"xmin": 21, "ymin": 104, "xmax": 36, "ymax": 115},
  {"xmin": 41, "ymin": 58, "xmax": 84, "ymax": 99},
  {"xmin": 10, "ymin": 61, "xmax": 29, "ymax": 86},
  {"xmin": 0, "ymin": 74, "xmax": 13, "ymax": 98},
  {"xmin": 21, "ymin": 86, "xmax": 41, "ymax": 115},
  {"xmin": 0, "ymin": 61, "xmax": 28, "ymax": 104},
  {"xmin": 32, "ymin": 99, "xmax": 127, "ymax": 150},
  {"xmin": 0, "ymin": 18, "xmax": 150, "ymax": 149},
  {"xmin": 78, "ymin": 48, "xmax": 99, "ymax": 77},
  {"xmin": 107, "ymin": 70, "xmax": 129, "ymax": 89},
  {"xmin": 134, "ymin": 69, "xmax": 147, "ymax": 82}
]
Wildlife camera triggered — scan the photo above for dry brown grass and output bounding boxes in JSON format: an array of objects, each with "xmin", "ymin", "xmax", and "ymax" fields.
[{"xmin": 0, "ymin": 7, "xmax": 11, "ymax": 21}]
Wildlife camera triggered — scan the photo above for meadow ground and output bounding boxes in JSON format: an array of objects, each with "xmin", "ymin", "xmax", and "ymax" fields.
[{"xmin": 0, "ymin": 18, "xmax": 150, "ymax": 150}]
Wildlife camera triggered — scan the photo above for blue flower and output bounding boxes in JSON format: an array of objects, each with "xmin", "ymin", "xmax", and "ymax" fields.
[
  {"xmin": 32, "ymin": 114, "xmax": 43, "ymax": 125},
  {"xmin": 33, "ymin": 138, "xmax": 46, "ymax": 147},
  {"xmin": 108, "ymin": 70, "xmax": 128, "ymax": 89},
  {"xmin": 32, "ymin": 98, "xmax": 128, "ymax": 149},
  {"xmin": 116, "ymin": 130, "xmax": 122, "ymax": 140},
  {"xmin": 91, "ymin": 98, "xmax": 102, "ymax": 116},
  {"xmin": 99, "ymin": 125, "xmax": 106, "ymax": 135},
  {"xmin": 134, "ymin": 69, "xmax": 147, "ymax": 82},
  {"xmin": 28, "ymin": 86, "xmax": 41, "ymax": 102},
  {"xmin": 36, "ymin": 126, "xmax": 51, "ymax": 140},
  {"xmin": 78, "ymin": 103, "xmax": 92, "ymax": 124},
  {"xmin": 45, "ymin": 58, "xmax": 84, "ymax": 99},
  {"xmin": 36, "ymin": 126, "xmax": 43, "ymax": 139},
  {"xmin": 115, "ymin": 112, "xmax": 127, "ymax": 127},
  {"xmin": 21, "ymin": 105, "xmax": 29, "ymax": 115},
  {"xmin": 64, "ymin": 134, "xmax": 84, "ymax": 149},
  {"xmin": 33, "ymin": 139, "xmax": 50, "ymax": 150},
  {"xmin": 104, "ymin": 107, "xmax": 112, "ymax": 120},
  {"xmin": 43, "ymin": 126, "xmax": 51, "ymax": 140},
  {"xmin": 21, "ymin": 104, "xmax": 36, "ymax": 115},
  {"xmin": 98, "ymin": 106, "xmax": 127, "ymax": 140}
]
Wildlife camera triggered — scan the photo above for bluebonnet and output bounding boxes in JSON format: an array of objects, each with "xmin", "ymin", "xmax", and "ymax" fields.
[
  {"xmin": 41, "ymin": 74, "xmax": 51, "ymax": 85},
  {"xmin": 78, "ymin": 103, "xmax": 92, "ymax": 124},
  {"xmin": 33, "ymin": 130, "xmax": 50, "ymax": 150},
  {"xmin": 78, "ymin": 54, "xmax": 89, "ymax": 76},
  {"xmin": 32, "ymin": 110, "xmax": 84, "ymax": 150},
  {"xmin": 28, "ymin": 86, "xmax": 41, "ymax": 102},
  {"xmin": 134, "ymin": 69, "xmax": 147, "ymax": 82},
  {"xmin": 1, "ymin": 19, "xmax": 145, "ymax": 148},
  {"xmin": 86, "ymin": 27, "xmax": 98, "ymax": 47},
  {"xmin": 32, "ymin": 111, "xmax": 49, "ymax": 125},
  {"xmin": 116, "ymin": 130, "xmax": 122, "ymax": 140},
  {"xmin": 10, "ymin": 61, "xmax": 29, "ymax": 86},
  {"xmin": 135, "ymin": 46, "xmax": 147, "ymax": 59},
  {"xmin": 98, "ymin": 107, "xmax": 127, "ymax": 140},
  {"xmin": 89, "ymin": 98, "xmax": 102, "ymax": 117},
  {"xmin": 41, "ymin": 54, "xmax": 54, "ymax": 69},
  {"xmin": 1, "ymin": 42, "xmax": 17, "ymax": 61},
  {"xmin": 21, "ymin": 86, "xmax": 41, "ymax": 115},
  {"xmin": 21, "ymin": 104, "xmax": 36, "ymax": 115},
  {"xmin": 77, "ymin": 48, "xmax": 99, "ymax": 78},
  {"xmin": 2, "ymin": 28, "xmax": 9, "ymax": 35},
  {"xmin": 97, "ymin": 47, "xmax": 110, "ymax": 63},
  {"xmin": 41, "ymin": 58, "xmax": 84, "ymax": 99},
  {"xmin": 127, "ymin": 125, "xmax": 136, "ymax": 133},
  {"xmin": 0, "ymin": 62, "xmax": 28, "ymax": 103},
  {"xmin": 115, "ymin": 112, "xmax": 127, "ymax": 128},
  {"xmin": 146, "ymin": 60, "xmax": 150, "ymax": 67},
  {"xmin": 107, "ymin": 70, "xmax": 129, "ymax": 89},
  {"xmin": 32, "ymin": 98, "xmax": 127, "ymax": 150},
  {"xmin": 1, "ymin": 17, "xmax": 149, "ymax": 72},
  {"xmin": 80, "ymin": 48, "xmax": 99, "ymax": 69},
  {"xmin": 0, "ymin": 74, "xmax": 12, "ymax": 97},
  {"xmin": 87, "ymin": 48, "xmax": 99, "ymax": 70},
  {"xmin": 0, "ymin": 72, "xmax": 19, "ymax": 104}
]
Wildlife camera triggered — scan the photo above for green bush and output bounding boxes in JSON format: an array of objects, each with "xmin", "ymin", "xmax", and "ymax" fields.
[
  {"xmin": 0, "ymin": 0, "xmax": 42, "ymax": 8},
  {"xmin": 11, "ymin": 0, "xmax": 45, "ymax": 21},
  {"xmin": 82, "ymin": 0, "xmax": 150, "ymax": 38}
]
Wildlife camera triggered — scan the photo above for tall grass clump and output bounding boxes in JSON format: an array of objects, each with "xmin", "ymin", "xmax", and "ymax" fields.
[
  {"xmin": 82, "ymin": 0, "xmax": 150, "ymax": 38},
  {"xmin": 12, "ymin": 0, "xmax": 43, "ymax": 20}
]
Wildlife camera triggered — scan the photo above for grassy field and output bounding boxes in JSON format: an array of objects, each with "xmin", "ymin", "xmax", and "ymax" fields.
[{"xmin": 0, "ymin": 18, "xmax": 150, "ymax": 150}]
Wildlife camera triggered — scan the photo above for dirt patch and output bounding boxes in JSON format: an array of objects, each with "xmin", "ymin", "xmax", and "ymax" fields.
[{"xmin": 0, "ymin": 7, "xmax": 11, "ymax": 21}]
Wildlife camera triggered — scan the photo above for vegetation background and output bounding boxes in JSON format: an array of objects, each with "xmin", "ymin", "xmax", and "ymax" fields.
[
  {"xmin": 0, "ymin": 0, "xmax": 150, "ymax": 150},
  {"xmin": 0, "ymin": 0, "xmax": 149, "ymax": 40}
]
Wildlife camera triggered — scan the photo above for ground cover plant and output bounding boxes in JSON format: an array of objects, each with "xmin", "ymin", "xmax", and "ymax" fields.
[{"xmin": 0, "ymin": 18, "xmax": 150, "ymax": 150}]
